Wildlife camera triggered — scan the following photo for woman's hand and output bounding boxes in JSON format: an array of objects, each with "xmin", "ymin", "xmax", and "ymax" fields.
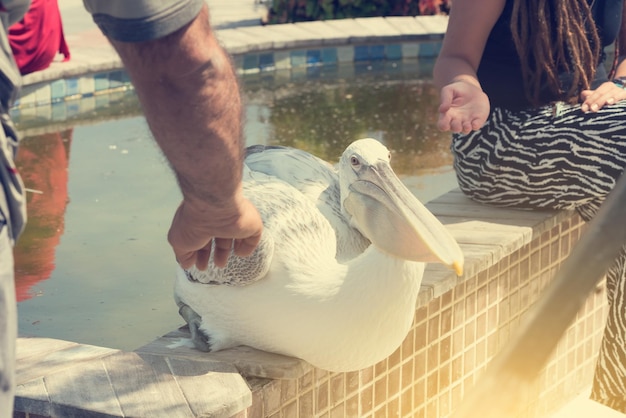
[
  {"xmin": 580, "ymin": 80, "xmax": 626, "ymax": 112},
  {"xmin": 437, "ymin": 80, "xmax": 491, "ymax": 133}
]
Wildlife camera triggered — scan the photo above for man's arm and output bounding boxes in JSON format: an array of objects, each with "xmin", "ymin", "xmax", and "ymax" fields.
[{"xmin": 106, "ymin": 4, "xmax": 262, "ymax": 269}]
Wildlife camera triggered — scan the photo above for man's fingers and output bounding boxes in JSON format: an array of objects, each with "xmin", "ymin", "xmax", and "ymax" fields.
[
  {"xmin": 195, "ymin": 246, "xmax": 212, "ymax": 271},
  {"xmin": 176, "ymin": 251, "xmax": 196, "ymax": 270},
  {"xmin": 213, "ymin": 237, "xmax": 233, "ymax": 268},
  {"xmin": 233, "ymin": 233, "xmax": 262, "ymax": 257}
]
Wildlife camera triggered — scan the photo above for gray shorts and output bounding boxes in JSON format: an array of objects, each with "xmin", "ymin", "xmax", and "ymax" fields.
[
  {"xmin": 0, "ymin": 112, "xmax": 26, "ymax": 417},
  {"xmin": 0, "ymin": 209, "xmax": 16, "ymax": 417}
]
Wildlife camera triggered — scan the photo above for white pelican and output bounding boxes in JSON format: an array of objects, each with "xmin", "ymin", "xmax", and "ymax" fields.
[
  {"xmin": 245, "ymin": 144, "xmax": 370, "ymax": 262},
  {"xmin": 174, "ymin": 138, "xmax": 463, "ymax": 372}
]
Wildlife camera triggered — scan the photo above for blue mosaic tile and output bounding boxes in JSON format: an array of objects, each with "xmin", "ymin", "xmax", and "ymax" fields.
[
  {"xmin": 95, "ymin": 94, "xmax": 110, "ymax": 107},
  {"xmin": 419, "ymin": 42, "xmax": 442, "ymax": 58},
  {"xmin": 243, "ymin": 54, "xmax": 259, "ymax": 71},
  {"xmin": 259, "ymin": 53, "xmax": 275, "ymax": 71},
  {"xmin": 34, "ymin": 84, "xmax": 51, "ymax": 105},
  {"xmin": 108, "ymin": 70, "xmax": 128, "ymax": 88},
  {"xmin": 370, "ymin": 45, "xmax": 385, "ymax": 61},
  {"xmin": 319, "ymin": 63, "xmax": 340, "ymax": 80},
  {"xmin": 402, "ymin": 43, "xmax": 420, "ymax": 59},
  {"xmin": 273, "ymin": 51, "xmax": 291, "ymax": 69},
  {"xmin": 290, "ymin": 66, "xmax": 307, "ymax": 81},
  {"xmin": 306, "ymin": 49, "xmax": 322, "ymax": 66},
  {"xmin": 66, "ymin": 78, "xmax": 79, "ymax": 96},
  {"xmin": 386, "ymin": 44, "xmax": 403, "ymax": 60},
  {"xmin": 321, "ymin": 48, "xmax": 337, "ymax": 64},
  {"xmin": 354, "ymin": 61, "xmax": 385, "ymax": 75},
  {"xmin": 94, "ymin": 73, "xmax": 109, "ymax": 91},
  {"xmin": 354, "ymin": 45, "xmax": 369, "ymax": 62},
  {"xmin": 51, "ymin": 102, "xmax": 67, "ymax": 121},
  {"xmin": 50, "ymin": 80, "xmax": 66, "ymax": 102},
  {"xmin": 336, "ymin": 46, "xmax": 354, "ymax": 63},
  {"xmin": 354, "ymin": 61, "xmax": 372, "ymax": 75},
  {"xmin": 290, "ymin": 50, "xmax": 307, "ymax": 68},
  {"xmin": 66, "ymin": 101, "xmax": 80, "ymax": 118},
  {"xmin": 306, "ymin": 65, "xmax": 322, "ymax": 79},
  {"xmin": 35, "ymin": 104, "xmax": 51, "ymax": 119}
]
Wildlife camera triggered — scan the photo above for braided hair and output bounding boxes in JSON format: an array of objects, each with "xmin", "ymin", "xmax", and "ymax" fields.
[{"xmin": 510, "ymin": 0, "xmax": 601, "ymax": 105}]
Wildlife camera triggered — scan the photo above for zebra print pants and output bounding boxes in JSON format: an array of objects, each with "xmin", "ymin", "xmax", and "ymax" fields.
[{"xmin": 451, "ymin": 100, "xmax": 626, "ymax": 412}]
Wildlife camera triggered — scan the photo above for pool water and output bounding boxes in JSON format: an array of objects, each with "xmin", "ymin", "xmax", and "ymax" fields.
[{"xmin": 14, "ymin": 60, "xmax": 459, "ymax": 351}]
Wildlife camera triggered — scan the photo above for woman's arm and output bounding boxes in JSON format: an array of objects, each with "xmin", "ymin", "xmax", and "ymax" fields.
[{"xmin": 434, "ymin": 0, "xmax": 505, "ymax": 133}]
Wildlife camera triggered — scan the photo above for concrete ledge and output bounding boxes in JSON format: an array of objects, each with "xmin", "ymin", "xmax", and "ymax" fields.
[{"xmin": 15, "ymin": 337, "xmax": 252, "ymax": 418}]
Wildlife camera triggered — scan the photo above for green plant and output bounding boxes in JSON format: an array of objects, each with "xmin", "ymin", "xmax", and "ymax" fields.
[{"xmin": 267, "ymin": 0, "xmax": 451, "ymax": 24}]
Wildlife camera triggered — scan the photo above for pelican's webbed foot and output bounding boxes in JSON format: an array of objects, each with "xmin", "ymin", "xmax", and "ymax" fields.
[{"xmin": 178, "ymin": 303, "xmax": 212, "ymax": 352}]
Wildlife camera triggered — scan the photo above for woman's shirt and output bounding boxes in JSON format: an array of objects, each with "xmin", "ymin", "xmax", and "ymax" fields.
[{"xmin": 477, "ymin": 0, "xmax": 624, "ymax": 110}]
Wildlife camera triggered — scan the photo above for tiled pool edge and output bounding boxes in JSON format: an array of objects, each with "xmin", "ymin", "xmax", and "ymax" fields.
[
  {"xmin": 11, "ymin": 16, "xmax": 446, "ymax": 115},
  {"xmin": 14, "ymin": 190, "xmax": 605, "ymax": 418}
]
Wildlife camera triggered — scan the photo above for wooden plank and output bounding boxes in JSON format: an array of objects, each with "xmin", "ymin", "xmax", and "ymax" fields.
[
  {"xmin": 198, "ymin": 345, "xmax": 312, "ymax": 380},
  {"xmin": 44, "ymin": 358, "xmax": 124, "ymax": 417},
  {"xmin": 427, "ymin": 201, "xmax": 558, "ymax": 221},
  {"xmin": 16, "ymin": 337, "xmax": 118, "ymax": 385},
  {"xmin": 435, "ymin": 215, "xmax": 549, "ymax": 229},
  {"xmin": 444, "ymin": 219, "xmax": 533, "ymax": 236},
  {"xmin": 136, "ymin": 328, "xmax": 312, "ymax": 380},
  {"xmin": 102, "ymin": 352, "xmax": 195, "ymax": 418},
  {"xmin": 14, "ymin": 377, "xmax": 53, "ymax": 417},
  {"xmin": 452, "ymin": 230, "xmax": 531, "ymax": 258},
  {"xmin": 17, "ymin": 346, "xmax": 251, "ymax": 418},
  {"xmin": 156, "ymin": 356, "xmax": 251, "ymax": 418},
  {"xmin": 15, "ymin": 337, "xmax": 77, "ymax": 360},
  {"xmin": 420, "ymin": 266, "xmax": 458, "ymax": 300}
]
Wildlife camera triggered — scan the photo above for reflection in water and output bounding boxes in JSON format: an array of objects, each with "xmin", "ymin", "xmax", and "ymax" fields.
[
  {"xmin": 267, "ymin": 78, "xmax": 451, "ymax": 171},
  {"xmin": 14, "ymin": 130, "xmax": 72, "ymax": 302},
  {"xmin": 13, "ymin": 61, "xmax": 458, "ymax": 350}
]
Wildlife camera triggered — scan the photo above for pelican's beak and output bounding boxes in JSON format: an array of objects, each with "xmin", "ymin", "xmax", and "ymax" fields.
[{"xmin": 344, "ymin": 161, "xmax": 464, "ymax": 275}]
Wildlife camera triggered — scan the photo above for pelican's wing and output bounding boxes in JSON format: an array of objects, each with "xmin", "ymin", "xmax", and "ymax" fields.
[
  {"xmin": 245, "ymin": 145, "xmax": 338, "ymax": 201},
  {"xmin": 245, "ymin": 145, "xmax": 370, "ymax": 260}
]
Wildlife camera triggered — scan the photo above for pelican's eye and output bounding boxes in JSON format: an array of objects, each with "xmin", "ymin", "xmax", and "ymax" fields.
[
  {"xmin": 350, "ymin": 156, "xmax": 360, "ymax": 166},
  {"xmin": 388, "ymin": 152, "xmax": 391, "ymax": 161}
]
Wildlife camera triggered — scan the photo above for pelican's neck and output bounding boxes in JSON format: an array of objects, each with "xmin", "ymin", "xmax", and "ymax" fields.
[
  {"xmin": 284, "ymin": 244, "xmax": 425, "ymax": 304},
  {"xmin": 336, "ymin": 245, "xmax": 425, "ymax": 302},
  {"xmin": 350, "ymin": 245, "xmax": 424, "ymax": 278}
]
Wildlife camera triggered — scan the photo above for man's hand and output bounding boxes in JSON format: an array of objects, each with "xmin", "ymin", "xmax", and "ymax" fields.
[{"xmin": 168, "ymin": 193, "xmax": 263, "ymax": 270}]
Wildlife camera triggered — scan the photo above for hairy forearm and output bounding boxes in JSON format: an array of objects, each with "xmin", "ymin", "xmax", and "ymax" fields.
[{"xmin": 109, "ymin": 5, "xmax": 243, "ymax": 211}]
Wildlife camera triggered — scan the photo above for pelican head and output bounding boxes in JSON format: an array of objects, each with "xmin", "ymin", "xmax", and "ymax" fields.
[{"xmin": 339, "ymin": 138, "xmax": 463, "ymax": 275}]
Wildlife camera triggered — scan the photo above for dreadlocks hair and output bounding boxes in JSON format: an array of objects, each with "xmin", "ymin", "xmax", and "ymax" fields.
[{"xmin": 510, "ymin": 0, "xmax": 601, "ymax": 106}]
